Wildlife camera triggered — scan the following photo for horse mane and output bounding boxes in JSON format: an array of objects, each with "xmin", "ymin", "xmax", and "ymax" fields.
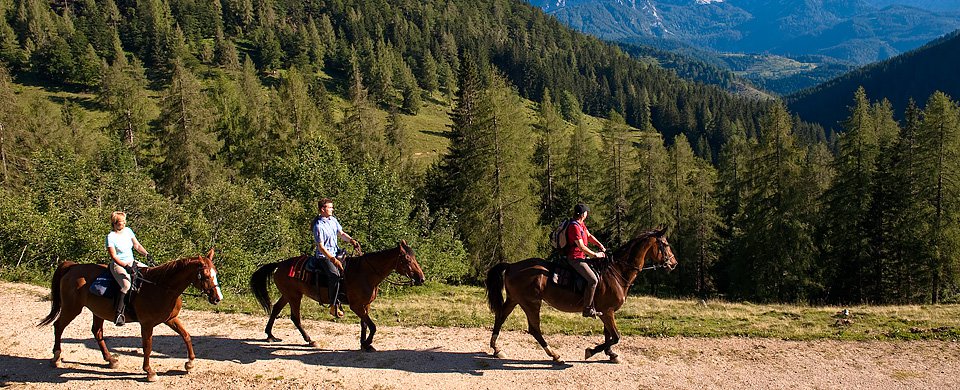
[
  {"xmin": 599, "ymin": 229, "xmax": 659, "ymax": 271},
  {"xmin": 142, "ymin": 255, "xmax": 204, "ymax": 281},
  {"xmin": 345, "ymin": 243, "xmax": 404, "ymax": 266}
]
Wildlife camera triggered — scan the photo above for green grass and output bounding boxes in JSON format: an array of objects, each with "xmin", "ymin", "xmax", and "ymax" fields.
[{"xmin": 178, "ymin": 281, "xmax": 960, "ymax": 341}]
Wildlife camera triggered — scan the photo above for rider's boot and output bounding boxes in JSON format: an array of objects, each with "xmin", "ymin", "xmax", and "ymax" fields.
[
  {"xmin": 581, "ymin": 286, "xmax": 602, "ymax": 318},
  {"xmin": 114, "ymin": 291, "xmax": 127, "ymax": 326}
]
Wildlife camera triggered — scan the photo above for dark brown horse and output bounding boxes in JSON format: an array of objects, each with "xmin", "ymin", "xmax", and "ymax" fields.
[
  {"xmin": 38, "ymin": 249, "xmax": 223, "ymax": 381},
  {"xmin": 485, "ymin": 227, "xmax": 677, "ymax": 364},
  {"xmin": 250, "ymin": 240, "xmax": 425, "ymax": 351}
]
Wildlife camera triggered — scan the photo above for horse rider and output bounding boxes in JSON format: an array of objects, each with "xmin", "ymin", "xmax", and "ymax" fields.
[
  {"xmin": 312, "ymin": 198, "xmax": 361, "ymax": 318},
  {"xmin": 566, "ymin": 203, "xmax": 607, "ymax": 318},
  {"xmin": 105, "ymin": 211, "xmax": 151, "ymax": 326}
]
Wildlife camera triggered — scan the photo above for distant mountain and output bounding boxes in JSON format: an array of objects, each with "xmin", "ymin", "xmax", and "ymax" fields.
[
  {"xmin": 786, "ymin": 30, "xmax": 960, "ymax": 130},
  {"xmin": 528, "ymin": 0, "xmax": 960, "ymax": 94},
  {"xmin": 531, "ymin": 0, "xmax": 960, "ymax": 65}
]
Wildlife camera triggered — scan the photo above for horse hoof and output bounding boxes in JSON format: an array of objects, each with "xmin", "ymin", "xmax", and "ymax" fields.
[
  {"xmin": 266, "ymin": 336, "xmax": 282, "ymax": 343},
  {"xmin": 309, "ymin": 341, "xmax": 321, "ymax": 348},
  {"xmin": 493, "ymin": 351, "xmax": 505, "ymax": 359},
  {"xmin": 108, "ymin": 359, "xmax": 119, "ymax": 369},
  {"xmin": 553, "ymin": 357, "xmax": 565, "ymax": 365},
  {"xmin": 610, "ymin": 356, "xmax": 623, "ymax": 364},
  {"xmin": 50, "ymin": 358, "xmax": 62, "ymax": 368},
  {"xmin": 585, "ymin": 348, "xmax": 595, "ymax": 360},
  {"xmin": 185, "ymin": 360, "xmax": 195, "ymax": 371},
  {"xmin": 362, "ymin": 345, "xmax": 377, "ymax": 353},
  {"xmin": 146, "ymin": 373, "xmax": 158, "ymax": 382}
]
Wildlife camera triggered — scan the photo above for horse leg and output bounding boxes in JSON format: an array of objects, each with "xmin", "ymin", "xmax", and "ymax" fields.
[
  {"xmin": 585, "ymin": 313, "xmax": 622, "ymax": 363},
  {"xmin": 352, "ymin": 304, "xmax": 376, "ymax": 352},
  {"xmin": 521, "ymin": 303, "xmax": 563, "ymax": 364},
  {"xmin": 164, "ymin": 317, "xmax": 196, "ymax": 372},
  {"xmin": 50, "ymin": 305, "xmax": 82, "ymax": 368},
  {"xmin": 288, "ymin": 296, "xmax": 316, "ymax": 347},
  {"xmin": 141, "ymin": 326, "xmax": 158, "ymax": 382},
  {"xmin": 490, "ymin": 297, "xmax": 517, "ymax": 359},
  {"xmin": 264, "ymin": 296, "xmax": 288, "ymax": 342},
  {"xmin": 91, "ymin": 316, "xmax": 118, "ymax": 368}
]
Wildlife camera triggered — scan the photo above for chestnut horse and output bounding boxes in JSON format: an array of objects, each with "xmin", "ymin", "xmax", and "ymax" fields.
[
  {"xmin": 485, "ymin": 227, "xmax": 677, "ymax": 363},
  {"xmin": 38, "ymin": 249, "xmax": 223, "ymax": 381},
  {"xmin": 250, "ymin": 240, "xmax": 425, "ymax": 351}
]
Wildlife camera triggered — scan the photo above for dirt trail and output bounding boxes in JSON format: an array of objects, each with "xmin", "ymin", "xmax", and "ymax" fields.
[{"xmin": 1, "ymin": 281, "xmax": 957, "ymax": 389}]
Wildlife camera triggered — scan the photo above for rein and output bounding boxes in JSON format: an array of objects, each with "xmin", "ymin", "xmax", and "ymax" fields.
[
  {"xmin": 352, "ymin": 246, "xmax": 414, "ymax": 286},
  {"xmin": 135, "ymin": 260, "xmax": 217, "ymax": 299}
]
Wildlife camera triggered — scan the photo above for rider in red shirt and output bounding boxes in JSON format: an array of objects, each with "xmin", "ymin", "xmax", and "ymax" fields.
[{"xmin": 566, "ymin": 203, "xmax": 607, "ymax": 318}]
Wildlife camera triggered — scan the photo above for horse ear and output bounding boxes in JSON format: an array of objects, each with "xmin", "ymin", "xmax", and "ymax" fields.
[
  {"xmin": 207, "ymin": 248, "xmax": 215, "ymax": 262},
  {"xmin": 399, "ymin": 240, "xmax": 408, "ymax": 254},
  {"xmin": 657, "ymin": 226, "xmax": 668, "ymax": 237}
]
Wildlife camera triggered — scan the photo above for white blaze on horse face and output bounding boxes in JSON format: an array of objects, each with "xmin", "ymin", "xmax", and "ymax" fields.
[{"xmin": 211, "ymin": 268, "xmax": 224, "ymax": 301}]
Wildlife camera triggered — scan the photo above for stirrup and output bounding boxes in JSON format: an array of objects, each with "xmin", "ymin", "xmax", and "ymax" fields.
[
  {"xmin": 329, "ymin": 304, "xmax": 344, "ymax": 318},
  {"xmin": 582, "ymin": 307, "xmax": 602, "ymax": 318},
  {"xmin": 115, "ymin": 313, "xmax": 126, "ymax": 327}
]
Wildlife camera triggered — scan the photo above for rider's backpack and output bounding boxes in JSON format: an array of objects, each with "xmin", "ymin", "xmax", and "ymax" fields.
[{"xmin": 549, "ymin": 219, "xmax": 576, "ymax": 250}]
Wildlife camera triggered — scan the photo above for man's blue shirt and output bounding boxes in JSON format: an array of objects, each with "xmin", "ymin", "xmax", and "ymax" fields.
[{"xmin": 312, "ymin": 215, "xmax": 343, "ymax": 258}]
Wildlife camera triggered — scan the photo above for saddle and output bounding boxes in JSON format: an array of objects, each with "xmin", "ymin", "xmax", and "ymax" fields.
[
  {"xmin": 89, "ymin": 266, "xmax": 142, "ymax": 320},
  {"xmin": 289, "ymin": 255, "xmax": 349, "ymax": 304},
  {"xmin": 89, "ymin": 266, "xmax": 145, "ymax": 298},
  {"xmin": 548, "ymin": 255, "xmax": 601, "ymax": 294}
]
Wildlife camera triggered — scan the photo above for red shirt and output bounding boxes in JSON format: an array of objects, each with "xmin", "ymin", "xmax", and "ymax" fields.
[{"xmin": 566, "ymin": 221, "xmax": 588, "ymax": 259}]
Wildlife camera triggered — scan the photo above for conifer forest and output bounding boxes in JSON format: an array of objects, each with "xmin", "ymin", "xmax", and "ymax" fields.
[{"xmin": 1, "ymin": 0, "xmax": 958, "ymax": 304}]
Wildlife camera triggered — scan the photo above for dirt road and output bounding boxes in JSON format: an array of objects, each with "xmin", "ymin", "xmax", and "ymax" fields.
[{"xmin": 1, "ymin": 282, "xmax": 957, "ymax": 389}]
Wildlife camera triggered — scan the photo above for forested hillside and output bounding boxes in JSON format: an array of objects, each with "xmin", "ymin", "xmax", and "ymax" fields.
[
  {"xmin": 1, "ymin": 0, "xmax": 958, "ymax": 304},
  {"xmin": 787, "ymin": 30, "xmax": 960, "ymax": 130}
]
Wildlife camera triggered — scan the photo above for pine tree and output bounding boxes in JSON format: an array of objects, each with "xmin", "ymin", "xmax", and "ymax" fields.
[
  {"xmin": 916, "ymin": 92, "xmax": 960, "ymax": 303},
  {"xmin": 667, "ymin": 134, "xmax": 698, "ymax": 294},
  {"xmin": 276, "ymin": 66, "xmax": 320, "ymax": 146},
  {"xmin": 339, "ymin": 49, "xmax": 383, "ymax": 166},
  {"xmin": 98, "ymin": 59, "xmax": 151, "ymax": 164},
  {"xmin": 457, "ymin": 71, "xmax": 539, "ymax": 273},
  {"xmin": 155, "ymin": 61, "xmax": 219, "ymax": 197},
  {"xmin": 736, "ymin": 102, "xmax": 816, "ymax": 301},
  {"xmin": 628, "ymin": 130, "xmax": 671, "ymax": 235},
  {"xmin": 823, "ymin": 87, "xmax": 879, "ymax": 302},
  {"xmin": 599, "ymin": 110, "xmax": 630, "ymax": 246},
  {"xmin": 534, "ymin": 88, "xmax": 566, "ymax": 225}
]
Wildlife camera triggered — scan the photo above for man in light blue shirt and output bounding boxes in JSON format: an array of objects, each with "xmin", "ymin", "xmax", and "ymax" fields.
[{"xmin": 312, "ymin": 198, "xmax": 360, "ymax": 318}]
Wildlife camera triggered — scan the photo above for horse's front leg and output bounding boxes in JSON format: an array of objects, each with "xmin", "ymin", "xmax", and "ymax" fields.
[
  {"xmin": 91, "ymin": 316, "xmax": 118, "ymax": 368},
  {"xmin": 165, "ymin": 317, "xmax": 195, "ymax": 372},
  {"xmin": 352, "ymin": 303, "xmax": 376, "ymax": 352},
  {"xmin": 585, "ymin": 312, "xmax": 622, "ymax": 363},
  {"xmin": 141, "ymin": 325, "xmax": 158, "ymax": 382}
]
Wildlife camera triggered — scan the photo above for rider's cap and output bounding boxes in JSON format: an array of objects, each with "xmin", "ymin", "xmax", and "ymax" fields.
[{"xmin": 574, "ymin": 203, "xmax": 589, "ymax": 215}]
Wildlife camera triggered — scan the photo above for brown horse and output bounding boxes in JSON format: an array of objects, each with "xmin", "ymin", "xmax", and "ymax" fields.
[
  {"xmin": 250, "ymin": 240, "xmax": 425, "ymax": 351},
  {"xmin": 38, "ymin": 249, "xmax": 223, "ymax": 381},
  {"xmin": 485, "ymin": 227, "xmax": 677, "ymax": 364}
]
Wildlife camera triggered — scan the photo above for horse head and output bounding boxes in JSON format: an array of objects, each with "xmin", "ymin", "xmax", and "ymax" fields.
[
  {"xmin": 397, "ymin": 240, "xmax": 425, "ymax": 286},
  {"xmin": 192, "ymin": 248, "xmax": 223, "ymax": 305},
  {"xmin": 651, "ymin": 225, "xmax": 677, "ymax": 272}
]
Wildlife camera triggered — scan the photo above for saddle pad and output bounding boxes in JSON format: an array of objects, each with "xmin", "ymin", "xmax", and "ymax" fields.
[
  {"xmin": 89, "ymin": 270, "xmax": 118, "ymax": 298},
  {"xmin": 288, "ymin": 256, "xmax": 317, "ymax": 284}
]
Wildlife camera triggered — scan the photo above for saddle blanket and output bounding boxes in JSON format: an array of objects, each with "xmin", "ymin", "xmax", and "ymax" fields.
[{"xmin": 89, "ymin": 270, "xmax": 119, "ymax": 298}]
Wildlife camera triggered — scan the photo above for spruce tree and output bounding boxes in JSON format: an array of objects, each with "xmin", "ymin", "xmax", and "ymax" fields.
[
  {"xmin": 917, "ymin": 92, "xmax": 960, "ymax": 303},
  {"xmin": 534, "ymin": 88, "xmax": 566, "ymax": 225},
  {"xmin": 823, "ymin": 87, "xmax": 878, "ymax": 302},
  {"xmin": 155, "ymin": 60, "xmax": 219, "ymax": 198}
]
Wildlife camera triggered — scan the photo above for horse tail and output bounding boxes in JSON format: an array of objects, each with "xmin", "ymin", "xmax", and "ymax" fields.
[
  {"xmin": 38, "ymin": 260, "xmax": 76, "ymax": 327},
  {"xmin": 485, "ymin": 262, "xmax": 509, "ymax": 314},
  {"xmin": 250, "ymin": 261, "xmax": 281, "ymax": 314}
]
